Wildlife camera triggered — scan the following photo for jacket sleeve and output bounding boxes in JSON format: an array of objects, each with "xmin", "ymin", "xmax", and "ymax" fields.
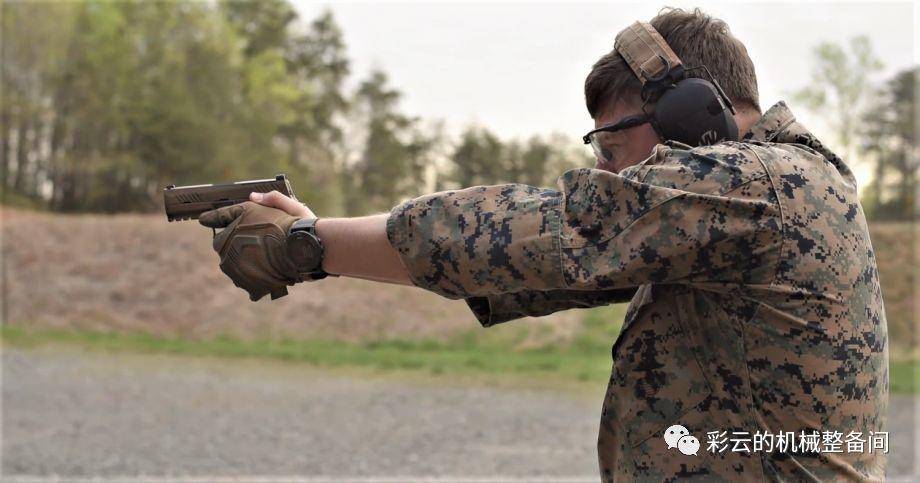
[
  {"xmin": 385, "ymin": 165, "xmax": 780, "ymax": 300},
  {"xmin": 464, "ymin": 287, "xmax": 638, "ymax": 327}
]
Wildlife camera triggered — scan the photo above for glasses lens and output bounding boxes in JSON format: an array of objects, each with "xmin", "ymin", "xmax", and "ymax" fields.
[{"xmin": 589, "ymin": 131, "xmax": 616, "ymax": 162}]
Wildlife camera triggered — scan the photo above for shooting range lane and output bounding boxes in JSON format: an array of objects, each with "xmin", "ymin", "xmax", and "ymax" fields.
[{"xmin": 2, "ymin": 346, "xmax": 603, "ymax": 477}]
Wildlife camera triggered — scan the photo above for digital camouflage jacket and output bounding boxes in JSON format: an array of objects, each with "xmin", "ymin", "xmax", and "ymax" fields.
[{"xmin": 385, "ymin": 102, "xmax": 888, "ymax": 481}]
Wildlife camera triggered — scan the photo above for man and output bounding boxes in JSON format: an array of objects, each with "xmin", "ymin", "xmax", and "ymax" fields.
[{"xmin": 200, "ymin": 8, "xmax": 888, "ymax": 481}]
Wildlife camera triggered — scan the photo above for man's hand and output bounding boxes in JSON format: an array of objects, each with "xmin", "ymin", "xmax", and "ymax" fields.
[
  {"xmin": 249, "ymin": 190, "xmax": 315, "ymax": 218},
  {"xmin": 199, "ymin": 201, "xmax": 303, "ymax": 301},
  {"xmin": 247, "ymin": 190, "xmax": 413, "ymax": 286}
]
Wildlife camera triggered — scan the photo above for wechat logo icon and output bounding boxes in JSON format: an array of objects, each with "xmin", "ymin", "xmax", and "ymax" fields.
[{"xmin": 664, "ymin": 424, "xmax": 700, "ymax": 456}]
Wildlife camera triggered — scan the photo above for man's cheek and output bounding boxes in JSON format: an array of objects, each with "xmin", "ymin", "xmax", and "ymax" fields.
[{"xmin": 594, "ymin": 157, "xmax": 619, "ymax": 173}]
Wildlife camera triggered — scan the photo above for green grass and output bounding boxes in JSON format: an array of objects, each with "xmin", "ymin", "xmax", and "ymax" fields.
[
  {"xmin": 3, "ymin": 301, "xmax": 916, "ymax": 394},
  {"xmin": 1, "ymin": 193, "xmax": 48, "ymax": 210},
  {"xmin": 0, "ymin": 321, "xmax": 616, "ymax": 384},
  {"xmin": 889, "ymin": 359, "xmax": 919, "ymax": 394}
]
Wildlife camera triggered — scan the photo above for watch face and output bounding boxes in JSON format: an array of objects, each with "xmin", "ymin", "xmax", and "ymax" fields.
[{"xmin": 286, "ymin": 232, "xmax": 322, "ymax": 271}]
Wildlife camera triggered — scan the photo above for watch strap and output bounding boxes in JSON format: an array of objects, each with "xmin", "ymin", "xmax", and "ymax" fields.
[
  {"xmin": 291, "ymin": 216, "xmax": 319, "ymax": 233},
  {"xmin": 288, "ymin": 218, "xmax": 337, "ymax": 280}
]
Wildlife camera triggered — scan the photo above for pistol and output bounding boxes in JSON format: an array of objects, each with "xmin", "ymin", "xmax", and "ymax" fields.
[{"xmin": 164, "ymin": 174, "xmax": 295, "ymax": 222}]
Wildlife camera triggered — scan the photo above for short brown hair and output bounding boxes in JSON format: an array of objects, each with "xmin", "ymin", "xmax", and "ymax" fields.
[{"xmin": 585, "ymin": 7, "xmax": 760, "ymax": 118}]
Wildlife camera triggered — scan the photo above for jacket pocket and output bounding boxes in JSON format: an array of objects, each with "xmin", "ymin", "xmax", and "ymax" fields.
[{"xmin": 605, "ymin": 286, "xmax": 713, "ymax": 447}]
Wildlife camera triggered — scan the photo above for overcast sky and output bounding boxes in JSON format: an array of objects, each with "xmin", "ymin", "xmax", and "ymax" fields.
[{"xmin": 291, "ymin": 1, "xmax": 916, "ymax": 182}]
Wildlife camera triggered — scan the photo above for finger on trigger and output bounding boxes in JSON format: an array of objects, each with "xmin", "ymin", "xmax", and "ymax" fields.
[
  {"xmin": 221, "ymin": 204, "xmax": 247, "ymax": 225},
  {"xmin": 199, "ymin": 209, "xmax": 221, "ymax": 228},
  {"xmin": 199, "ymin": 204, "xmax": 243, "ymax": 228}
]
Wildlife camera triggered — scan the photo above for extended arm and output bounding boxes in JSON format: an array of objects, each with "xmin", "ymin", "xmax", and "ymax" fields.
[
  {"xmin": 244, "ymin": 191, "xmax": 413, "ymax": 285},
  {"xmin": 383, "ymin": 168, "xmax": 778, "ymax": 300},
  {"xmin": 248, "ymin": 190, "xmax": 637, "ymax": 323},
  {"xmin": 214, "ymin": 145, "xmax": 780, "ymax": 308},
  {"xmin": 253, "ymin": 161, "xmax": 778, "ymax": 298},
  {"xmin": 315, "ymin": 214, "xmax": 413, "ymax": 285}
]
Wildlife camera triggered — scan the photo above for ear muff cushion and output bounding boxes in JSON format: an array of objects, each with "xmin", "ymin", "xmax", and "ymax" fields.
[{"xmin": 653, "ymin": 78, "xmax": 739, "ymax": 146}]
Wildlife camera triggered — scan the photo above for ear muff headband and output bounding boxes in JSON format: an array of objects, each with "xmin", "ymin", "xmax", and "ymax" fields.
[
  {"xmin": 612, "ymin": 20, "xmax": 740, "ymax": 146},
  {"xmin": 614, "ymin": 21, "xmax": 683, "ymax": 87}
]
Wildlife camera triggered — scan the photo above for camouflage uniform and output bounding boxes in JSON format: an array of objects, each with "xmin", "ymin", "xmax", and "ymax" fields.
[{"xmin": 385, "ymin": 102, "xmax": 888, "ymax": 481}]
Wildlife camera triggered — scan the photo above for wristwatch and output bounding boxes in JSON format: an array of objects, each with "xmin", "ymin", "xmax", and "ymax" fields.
[{"xmin": 285, "ymin": 218, "xmax": 334, "ymax": 281}]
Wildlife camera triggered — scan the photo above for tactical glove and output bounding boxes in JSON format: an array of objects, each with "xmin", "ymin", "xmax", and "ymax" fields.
[{"xmin": 199, "ymin": 201, "xmax": 301, "ymax": 301}]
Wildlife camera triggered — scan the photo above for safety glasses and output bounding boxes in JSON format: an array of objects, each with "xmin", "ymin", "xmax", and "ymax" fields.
[{"xmin": 582, "ymin": 113, "xmax": 651, "ymax": 162}]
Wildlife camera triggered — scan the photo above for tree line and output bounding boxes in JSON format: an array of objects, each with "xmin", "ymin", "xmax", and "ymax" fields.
[
  {"xmin": 0, "ymin": 0, "xmax": 586, "ymax": 217},
  {"xmin": 793, "ymin": 37, "xmax": 916, "ymax": 221},
  {"xmin": 2, "ymin": 1, "xmax": 913, "ymax": 219}
]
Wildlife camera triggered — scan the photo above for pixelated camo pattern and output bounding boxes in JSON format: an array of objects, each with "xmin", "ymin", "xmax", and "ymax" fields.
[{"xmin": 386, "ymin": 102, "xmax": 888, "ymax": 481}]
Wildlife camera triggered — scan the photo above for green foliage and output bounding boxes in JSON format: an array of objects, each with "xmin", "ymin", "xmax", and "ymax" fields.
[
  {"xmin": 346, "ymin": 70, "xmax": 435, "ymax": 214},
  {"xmin": 449, "ymin": 127, "xmax": 507, "ymax": 187},
  {"xmin": 0, "ymin": 1, "xmax": 352, "ymax": 213},
  {"xmin": 861, "ymin": 67, "xmax": 917, "ymax": 220},
  {"xmin": 219, "ymin": 0, "xmax": 298, "ymax": 57},
  {"xmin": 0, "ymin": 0, "xmax": 594, "ymax": 215},
  {"xmin": 792, "ymin": 37, "xmax": 916, "ymax": 221},
  {"xmin": 792, "ymin": 36, "xmax": 883, "ymax": 160},
  {"xmin": 445, "ymin": 128, "xmax": 584, "ymax": 190}
]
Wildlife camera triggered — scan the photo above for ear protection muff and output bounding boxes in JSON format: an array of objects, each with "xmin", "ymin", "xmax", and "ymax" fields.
[{"xmin": 614, "ymin": 21, "xmax": 739, "ymax": 146}]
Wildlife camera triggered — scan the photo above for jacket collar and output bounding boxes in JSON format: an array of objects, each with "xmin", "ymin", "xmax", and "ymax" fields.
[
  {"xmin": 743, "ymin": 101, "xmax": 798, "ymax": 143},
  {"xmin": 743, "ymin": 101, "xmax": 855, "ymax": 185}
]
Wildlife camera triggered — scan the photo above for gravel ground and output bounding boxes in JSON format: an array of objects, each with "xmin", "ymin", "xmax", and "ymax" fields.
[{"xmin": 2, "ymin": 347, "xmax": 917, "ymax": 481}]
